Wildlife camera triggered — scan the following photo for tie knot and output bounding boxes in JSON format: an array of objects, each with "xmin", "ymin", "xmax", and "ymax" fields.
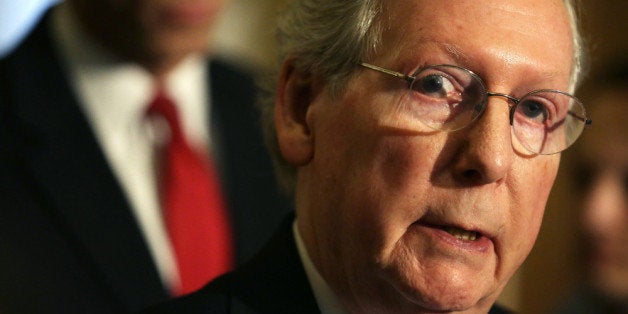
[{"xmin": 147, "ymin": 89, "xmax": 184, "ymax": 140}]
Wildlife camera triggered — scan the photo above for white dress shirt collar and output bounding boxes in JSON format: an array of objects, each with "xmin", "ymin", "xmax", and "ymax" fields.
[{"xmin": 293, "ymin": 221, "xmax": 348, "ymax": 314}]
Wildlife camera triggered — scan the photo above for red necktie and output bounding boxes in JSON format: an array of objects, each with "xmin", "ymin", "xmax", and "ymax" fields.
[{"xmin": 147, "ymin": 90, "xmax": 234, "ymax": 296}]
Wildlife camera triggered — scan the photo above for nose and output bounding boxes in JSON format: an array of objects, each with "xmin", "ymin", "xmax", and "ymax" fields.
[
  {"xmin": 450, "ymin": 97, "xmax": 514, "ymax": 185},
  {"xmin": 581, "ymin": 173, "xmax": 624, "ymax": 238}
]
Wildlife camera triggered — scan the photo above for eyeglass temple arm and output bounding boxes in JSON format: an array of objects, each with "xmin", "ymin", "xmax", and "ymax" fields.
[
  {"xmin": 568, "ymin": 111, "xmax": 592, "ymax": 125},
  {"xmin": 360, "ymin": 63, "xmax": 414, "ymax": 84}
]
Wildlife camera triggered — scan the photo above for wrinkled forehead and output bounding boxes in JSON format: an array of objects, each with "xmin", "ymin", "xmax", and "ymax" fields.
[{"xmin": 376, "ymin": 0, "xmax": 574, "ymax": 86}]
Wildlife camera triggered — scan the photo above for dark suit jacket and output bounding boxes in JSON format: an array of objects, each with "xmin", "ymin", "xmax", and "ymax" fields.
[
  {"xmin": 0, "ymin": 9, "xmax": 292, "ymax": 314},
  {"xmin": 145, "ymin": 214, "xmax": 514, "ymax": 314},
  {"xmin": 144, "ymin": 214, "xmax": 320, "ymax": 314}
]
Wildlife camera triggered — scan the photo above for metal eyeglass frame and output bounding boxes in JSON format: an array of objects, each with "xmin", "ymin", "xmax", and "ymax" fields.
[{"xmin": 360, "ymin": 62, "xmax": 592, "ymax": 154}]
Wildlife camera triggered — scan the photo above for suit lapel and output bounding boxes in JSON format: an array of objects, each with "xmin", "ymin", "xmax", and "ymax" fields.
[{"xmin": 5, "ymin": 12, "xmax": 167, "ymax": 311}]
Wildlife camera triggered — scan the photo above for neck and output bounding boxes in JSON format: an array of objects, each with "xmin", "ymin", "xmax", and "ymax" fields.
[{"xmin": 140, "ymin": 56, "xmax": 188, "ymax": 83}]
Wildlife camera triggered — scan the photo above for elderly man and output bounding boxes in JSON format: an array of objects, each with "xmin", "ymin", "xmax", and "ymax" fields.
[
  {"xmin": 146, "ymin": 0, "xmax": 590, "ymax": 313},
  {"xmin": 0, "ymin": 0, "xmax": 290, "ymax": 313}
]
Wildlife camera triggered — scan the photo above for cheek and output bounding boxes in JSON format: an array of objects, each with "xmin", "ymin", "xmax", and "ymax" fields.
[
  {"xmin": 507, "ymin": 156, "xmax": 559, "ymax": 257},
  {"xmin": 361, "ymin": 136, "xmax": 442, "ymax": 254},
  {"xmin": 351, "ymin": 137, "xmax": 444, "ymax": 262},
  {"xmin": 526, "ymin": 157, "xmax": 558, "ymax": 215},
  {"xmin": 378, "ymin": 137, "xmax": 441, "ymax": 196},
  {"xmin": 311, "ymin": 100, "xmax": 442, "ymax": 253}
]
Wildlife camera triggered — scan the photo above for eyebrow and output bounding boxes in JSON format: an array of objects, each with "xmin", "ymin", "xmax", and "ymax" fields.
[
  {"xmin": 426, "ymin": 38, "xmax": 561, "ymax": 85},
  {"xmin": 442, "ymin": 43, "xmax": 472, "ymax": 65},
  {"xmin": 403, "ymin": 40, "xmax": 472, "ymax": 68},
  {"xmin": 406, "ymin": 39, "xmax": 565, "ymax": 87}
]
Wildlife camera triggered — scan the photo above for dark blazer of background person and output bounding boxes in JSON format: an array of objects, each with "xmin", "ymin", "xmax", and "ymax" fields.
[{"xmin": 0, "ymin": 10, "xmax": 291, "ymax": 314}]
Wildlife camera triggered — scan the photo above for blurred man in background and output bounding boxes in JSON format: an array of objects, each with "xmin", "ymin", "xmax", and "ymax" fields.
[
  {"xmin": 553, "ymin": 62, "xmax": 628, "ymax": 314},
  {"xmin": 0, "ymin": 0, "xmax": 290, "ymax": 313}
]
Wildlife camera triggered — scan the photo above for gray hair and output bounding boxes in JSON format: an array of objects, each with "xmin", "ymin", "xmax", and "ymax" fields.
[{"xmin": 260, "ymin": 0, "xmax": 585, "ymax": 194}]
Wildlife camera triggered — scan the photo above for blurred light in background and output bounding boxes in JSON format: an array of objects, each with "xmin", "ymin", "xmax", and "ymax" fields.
[{"xmin": 0, "ymin": 0, "xmax": 61, "ymax": 58}]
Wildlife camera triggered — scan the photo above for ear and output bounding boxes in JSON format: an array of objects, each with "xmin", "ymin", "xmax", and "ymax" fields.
[{"xmin": 274, "ymin": 59, "xmax": 318, "ymax": 166}]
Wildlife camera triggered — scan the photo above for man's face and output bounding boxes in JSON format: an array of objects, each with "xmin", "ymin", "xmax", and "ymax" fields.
[
  {"xmin": 288, "ymin": 0, "xmax": 574, "ymax": 312},
  {"xmin": 577, "ymin": 90, "xmax": 628, "ymax": 301},
  {"xmin": 70, "ymin": 0, "xmax": 226, "ymax": 67}
]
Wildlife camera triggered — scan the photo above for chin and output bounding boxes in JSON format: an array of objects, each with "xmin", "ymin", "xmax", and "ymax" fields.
[
  {"xmin": 407, "ymin": 287, "xmax": 488, "ymax": 312},
  {"xmin": 385, "ymin": 268, "xmax": 496, "ymax": 313},
  {"xmin": 153, "ymin": 30, "xmax": 210, "ymax": 56}
]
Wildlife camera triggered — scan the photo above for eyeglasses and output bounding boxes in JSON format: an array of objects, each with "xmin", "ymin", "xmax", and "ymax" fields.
[{"xmin": 360, "ymin": 63, "xmax": 592, "ymax": 155}]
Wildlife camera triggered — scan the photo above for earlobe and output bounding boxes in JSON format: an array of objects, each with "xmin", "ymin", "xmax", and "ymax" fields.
[{"xmin": 275, "ymin": 60, "xmax": 317, "ymax": 166}]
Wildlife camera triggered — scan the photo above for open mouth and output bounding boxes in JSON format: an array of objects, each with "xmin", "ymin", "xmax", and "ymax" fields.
[
  {"xmin": 413, "ymin": 215, "xmax": 494, "ymax": 252},
  {"xmin": 443, "ymin": 226, "xmax": 479, "ymax": 241},
  {"xmin": 413, "ymin": 218, "xmax": 493, "ymax": 252},
  {"xmin": 418, "ymin": 220, "xmax": 484, "ymax": 242}
]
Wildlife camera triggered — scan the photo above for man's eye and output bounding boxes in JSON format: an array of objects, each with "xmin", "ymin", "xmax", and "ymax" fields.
[
  {"xmin": 414, "ymin": 74, "xmax": 455, "ymax": 98},
  {"xmin": 519, "ymin": 100, "xmax": 549, "ymax": 121}
]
